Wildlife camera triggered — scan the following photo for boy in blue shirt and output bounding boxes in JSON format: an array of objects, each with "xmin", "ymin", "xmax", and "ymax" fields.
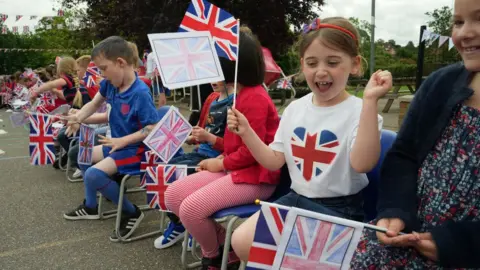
[{"xmin": 63, "ymin": 36, "xmax": 161, "ymax": 241}]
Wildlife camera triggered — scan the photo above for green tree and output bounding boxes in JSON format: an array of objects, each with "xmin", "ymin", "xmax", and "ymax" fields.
[
  {"xmin": 0, "ymin": 11, "xmax": 95, "ymax": 74},
  {"xmin": 423, "ymin": 5, "xmax": 460, "ymax": 74},
  {"xmin": 60, "ymin": 0, "xmax": 324, "ymax": 57},
  {"xmin": 425, "ymin": 6, "xmax": 453, "ymax": 36}
]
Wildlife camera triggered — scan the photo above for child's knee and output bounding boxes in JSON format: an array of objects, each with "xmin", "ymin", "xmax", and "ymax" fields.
[
  {"xmin": 164, "ymin": 186, "xmax": 176, "ymax": 211},
  {"xmin": 231, "ymin": 212, "xmax": 260, "ymax": 261},
  {"xmin": 84, "ymin": 167, "xmax": 108, "ymax": 188}
]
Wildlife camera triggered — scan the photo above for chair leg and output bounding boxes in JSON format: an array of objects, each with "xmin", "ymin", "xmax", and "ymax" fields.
[
  {"xmin": 181, "ymin": 230, "xmax": 202, "ymax": 269},
  {"xmin": 114, "ymin": 175, "xmax": 163, "ymax": 243},
  {"xmin": 58, "ymin": 147, "xmax": 67, "ymax": 171},
  {"xmin": 97, "ymin": 193, "xmax": 117, "ymax": 220},
  {"xmin": 221, "ymin": 216, "xmax": 239, "ymax": 270}
]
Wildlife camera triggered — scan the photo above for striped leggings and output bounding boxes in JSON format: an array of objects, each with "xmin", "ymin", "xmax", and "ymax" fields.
[{"xmin": 165, "ymin": 171, "xmax": 276, "ymax": 258}]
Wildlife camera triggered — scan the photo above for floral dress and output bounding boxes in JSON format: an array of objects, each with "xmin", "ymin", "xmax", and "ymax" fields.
[{"xmin": 350, "ymin": 104, "xmax": 480, "ymax": 269}]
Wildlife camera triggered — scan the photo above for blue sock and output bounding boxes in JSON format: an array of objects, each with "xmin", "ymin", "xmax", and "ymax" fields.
[{"xmin": 83, "ymin": 167, "xmax": 136, "ymax": 214}]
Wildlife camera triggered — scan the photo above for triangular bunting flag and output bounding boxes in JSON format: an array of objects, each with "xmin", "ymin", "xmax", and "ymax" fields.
[
  {"xmin": 429, "ymin": 33, "xmax": 440, "ymax": 43},
  {"xmin": 421, "ymin": 29, "xmax": 431, "ymax": 42},
  {"xmin": 15, "ymin": 15, "xmax": 23, "ymax": 22},
  {"xmin": 448, "ymin": 38, "xmax": 455, "ymax": 51},
  {"xmin": 30, "ymin": 16, "xmax": 38, "ymax": 20},
  {"xmin": 438, "ymin": 36, "xmax": 449, "ymax": 48}
]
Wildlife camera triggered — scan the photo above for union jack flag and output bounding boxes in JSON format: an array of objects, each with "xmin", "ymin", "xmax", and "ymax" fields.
[
  {"xmin": 277, "ymin": 78, "xmax": 292, "ymax": 89},
  {"xmin": 246, "ymin": 204, "xmax": 289, "ymax": 270},
  {"xmin": 39, "ymin": 92, "xmax": 56, "ymax": 107},
  {"xmin": 276, "ymin": 216, "xmax": 356, "ymax": 269},
  {"xmin": 78, "ymin": 124, "xmax": 95, "ymax": 165},
  {"xmin": 139, "ymin": 150, "xmax": 163, "ymax": 188},
  {"xmin": 291, "ymin": 128, "xmax": 340, "ymax": 181},
  {"xmin": 83, "ymin": 61, "xmax": 102, "ymax": 88},
  {"xmin": 179, "ymin": 0, "xmax": 239, "ymax": 61},
  {"xmin": 155, "ymin": 36, "xmax": 220, "ymax": 87},
  {"xmin": 29, "ymin": 114, "xmax": 55, "ymax": 165},
  {"xmin": 145, "ymin": 165, "xmax": 187, "ymax": 210},
  {"xmin": 0, "ymin": 14, "xmax": 7, "ymax": 22},
  {"xmin": 144, "ymin": 107, "xmax": 192, "ymax": 163}
]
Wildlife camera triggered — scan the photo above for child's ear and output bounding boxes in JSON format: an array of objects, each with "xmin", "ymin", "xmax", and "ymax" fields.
[
  {"xmin": 351, "ymin": 56, "xmax": 361, "ymax": 77},
  {"xmin": 116, "ymin": 57, "xmax": 128, "ymax": 67}
]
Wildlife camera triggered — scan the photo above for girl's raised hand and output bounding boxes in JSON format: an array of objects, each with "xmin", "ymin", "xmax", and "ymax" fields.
[
  {"xmin": 364, "ymin": 70, "xmax": 393, "ymax": 101},
  {"xmin": 227, "ymin": 107, "xmax": 250, "ymax": 136}
]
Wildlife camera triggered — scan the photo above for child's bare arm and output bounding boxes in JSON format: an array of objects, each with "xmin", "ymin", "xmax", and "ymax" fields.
[
  {"xmin": 83, "ymin": 112, "xmax": 108, "ymax": 125},
  {"xmin": 34, "ymin": 79, "xmax": 66, "ymax": 95},
  {"xmin": 75, "ymin": 93, "xmax": 106, "ymax": 122},
  {"xmin": 121, "ymin": 124, "xmax": 155, "ymax": 145}
]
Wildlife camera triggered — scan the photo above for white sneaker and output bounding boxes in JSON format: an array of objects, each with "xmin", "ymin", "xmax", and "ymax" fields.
[{"xmin": 72, "ymin": 169, "xmax": 82, "ymax": 179}]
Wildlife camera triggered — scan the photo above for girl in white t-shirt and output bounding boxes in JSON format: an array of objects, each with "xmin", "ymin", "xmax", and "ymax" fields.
[{"xmin": 228, "ymin": 16, "xmax": 393, "ymax": 261}]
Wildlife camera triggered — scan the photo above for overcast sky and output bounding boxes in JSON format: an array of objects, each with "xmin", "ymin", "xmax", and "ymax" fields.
[{"xmin": 1, "ymin": 0, "xmax": 455, "ymax": 46}]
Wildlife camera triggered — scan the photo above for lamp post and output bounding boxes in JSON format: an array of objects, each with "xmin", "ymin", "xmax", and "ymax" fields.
[{"xmin": 370, "ymin": 0, "xmax": 376, "ymax": 75}]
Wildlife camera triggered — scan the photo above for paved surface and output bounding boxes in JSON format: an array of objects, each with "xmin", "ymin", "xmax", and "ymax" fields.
[{"xmin": 0, "ymin": 97, "xmax": 401, "ymax": 270}]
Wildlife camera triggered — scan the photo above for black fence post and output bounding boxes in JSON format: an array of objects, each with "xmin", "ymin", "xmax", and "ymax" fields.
[{"xmin": 415, "ymin": 25, "xmax": 427, "ymax": 92}]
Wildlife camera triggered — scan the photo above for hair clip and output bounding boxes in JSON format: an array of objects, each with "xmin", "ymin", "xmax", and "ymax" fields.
[{"xmin": 301, "ymin": 18, "xmax": 358, "ymax": 44}]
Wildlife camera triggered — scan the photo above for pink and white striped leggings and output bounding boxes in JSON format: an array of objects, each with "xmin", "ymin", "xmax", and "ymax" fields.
[{"xmin": 165, "ymin": 171, "xmax": 276, "ymax": 258}]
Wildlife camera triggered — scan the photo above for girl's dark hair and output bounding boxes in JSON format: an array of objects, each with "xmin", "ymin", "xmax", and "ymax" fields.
[{"xmin": 220, "ymin": 27, "xmax": 265, "ymax": 86}]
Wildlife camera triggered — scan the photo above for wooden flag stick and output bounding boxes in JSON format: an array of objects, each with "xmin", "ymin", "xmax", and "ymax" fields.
[
  {"xmin": 232, "ymin": 19, "xmax": 240, "ymax": 108},
  {"xmin": 255, "ymin": 200, "xmax": 406, "ymax": 235}
]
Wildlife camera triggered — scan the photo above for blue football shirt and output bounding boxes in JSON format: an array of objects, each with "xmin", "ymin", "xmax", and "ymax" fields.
[{"xmin": 100, "ymin": 77, "xmax": 160, "ymax": 149}]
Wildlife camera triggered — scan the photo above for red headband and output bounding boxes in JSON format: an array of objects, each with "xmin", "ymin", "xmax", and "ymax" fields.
[{"xmin": 303, "ymin": 18, "xmax": 358, "ymax": 44}]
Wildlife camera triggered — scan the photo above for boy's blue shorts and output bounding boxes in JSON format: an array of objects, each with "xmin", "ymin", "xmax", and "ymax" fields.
[{"xmin": 102, "ymin": 145, "xmax": 144, "ymax": 175}]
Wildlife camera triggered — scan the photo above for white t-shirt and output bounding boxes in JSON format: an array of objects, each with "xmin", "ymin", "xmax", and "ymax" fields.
[
  {"xmin": 146, "ymin": 52, "xmax": 157, "ymax": 78},
  {"xmin": 270, "ymin": 93, "xmax": 383, "ymax": 198}
]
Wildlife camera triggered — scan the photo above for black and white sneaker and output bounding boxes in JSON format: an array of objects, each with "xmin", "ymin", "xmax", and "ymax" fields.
[
  {"xmin": 109, "ymin": 205, "xmax": 144, "ymax": 242},
  {"xmin": 63, "ymin": 203, "xmax": 99, "ymax": 220}
]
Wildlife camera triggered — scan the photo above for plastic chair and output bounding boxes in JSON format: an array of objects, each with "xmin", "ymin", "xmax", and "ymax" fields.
[
  {"xmin": 363, "ymin": 129, "xmax": 397, "ymax": 221},
  {"xmin": 181, "ymin": 165, "xmax": 292, "ymax": 269}
]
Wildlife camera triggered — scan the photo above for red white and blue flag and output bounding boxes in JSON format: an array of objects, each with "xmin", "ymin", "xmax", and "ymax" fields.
[
  {"xmin": 291, "ymin": 128, "xmax": 339, "ymax": 181},
  {"xmin": 144, "ymin": 107, "xmax": 192, "ymax": 163},
  {"xmin": 179, "ymin": 0, "xmax": 239, "ymax": 61},
  {"xmin": 277, "ymin": 78, "xmax": 292, "ymax": 89},
  {"xmin": 29, "ymin": 114, "xmax": 55, "ymax": 165},
  {"xmin": 246, "ymin": 204, "xmax": 289, "ymax": 270},
  {"xmin": 78, "ymin": 124, "xmax": 95, "ymax": 165},
  {"xmin": 145, "ymin": 165, "xmax": 188, "ymax": 210},
  {"xmin": 276, "ymin": 216, "xmax": 355, "ymax": 269},
  {"xmin": 83, "ymin": 61, "xmax": 102, "ymax": 88},
  {"xmin": 155, "ymin": 36, "xmax": 220, "ymax": 86},
  {"xmin": 139, "ymin": 150, "xmax": 163, "ymax": 188}
]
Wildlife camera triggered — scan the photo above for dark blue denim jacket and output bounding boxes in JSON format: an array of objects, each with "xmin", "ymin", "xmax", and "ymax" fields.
[{"xmin": 376, "ymin": 63, "xmax": 478, "ymax": 268}]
